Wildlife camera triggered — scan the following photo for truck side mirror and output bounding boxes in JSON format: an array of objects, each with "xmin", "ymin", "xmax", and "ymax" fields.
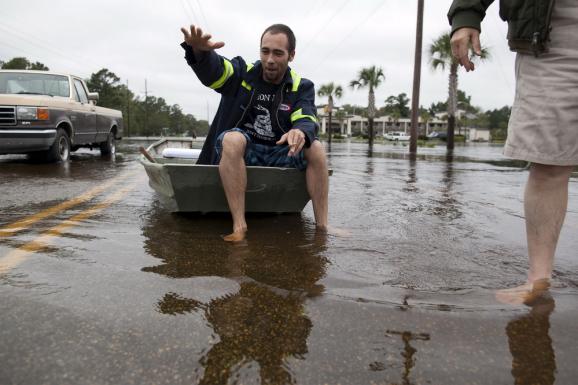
[{"xmin": 88, "ymin": 92, "xmax": 99, "ymax": 102}]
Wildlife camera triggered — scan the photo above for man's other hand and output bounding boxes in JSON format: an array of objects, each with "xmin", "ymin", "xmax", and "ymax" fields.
[
  {"xmin": 180, "ymin": 24, "xmax": 225, "ymax": 51},
  {"xmin": 450, "ymin": 28, "xmax": 482, "ymax": 72},
  {"xmin": 276, "ymin": 129, "xmax": 306, "ymax": 157}
]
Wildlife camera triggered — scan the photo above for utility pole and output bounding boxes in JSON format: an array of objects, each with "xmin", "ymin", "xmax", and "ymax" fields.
[
  {"xmin": 144, "ymin": 78, "xmax": 149, "ymax": 136},
  {"xmin": 409, "ymin": 0, "xmax": 425, "ymax": 154},
  {"xmin": 126, "ymin": 79, "xmax": 130, "ymax": 137}
]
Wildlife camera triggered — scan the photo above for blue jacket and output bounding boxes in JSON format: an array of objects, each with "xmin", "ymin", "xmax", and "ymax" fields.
[{"xmin": 181, "ymin": 43, "xmax": 319, "ymax": 165}]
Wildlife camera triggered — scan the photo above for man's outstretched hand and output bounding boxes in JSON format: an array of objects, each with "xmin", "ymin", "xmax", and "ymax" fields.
[
  {"xmin": 450, "ymin": 27, "xmax": 482, "ymax": 72},
  {"xmin": 277, "ymin": 129, "xmax": 306, "ymax": 157},
  {"xmin": 180, "ymin": 24, "xmax": 225, "ymax": 51}
]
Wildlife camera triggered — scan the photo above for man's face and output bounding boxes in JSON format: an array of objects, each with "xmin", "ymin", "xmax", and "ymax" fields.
[{"xmin": 260, "ymin": 32, "xmax": 294, "ymax": 84}]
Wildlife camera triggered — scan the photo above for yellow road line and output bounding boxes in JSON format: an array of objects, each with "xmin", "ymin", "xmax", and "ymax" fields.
[
  {"xmin": 0, "ymin": 182, "xmax": 137, "ymax": 274},
  {"xmin": 0, "ymin": 171, "xmax": 134, "ymax": 238}
]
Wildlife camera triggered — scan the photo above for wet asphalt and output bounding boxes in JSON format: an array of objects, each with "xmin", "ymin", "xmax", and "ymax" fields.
[{"xmin": 1, "ymin": 140, "xmax": 577, "ymax": 385}]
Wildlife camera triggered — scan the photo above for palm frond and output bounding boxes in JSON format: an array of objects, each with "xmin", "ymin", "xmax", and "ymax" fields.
[{"xmin": 334, "ymin": 85, "xmax": 343, "ymax": 99}]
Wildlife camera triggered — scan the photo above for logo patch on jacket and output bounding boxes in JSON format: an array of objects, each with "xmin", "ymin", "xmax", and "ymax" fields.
[{"xmin": 279, "ymin": 103, "xmax": 291, "ymax": 111}]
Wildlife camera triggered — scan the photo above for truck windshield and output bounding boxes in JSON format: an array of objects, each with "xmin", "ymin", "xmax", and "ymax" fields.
[{"xmin": 0, "ymin": 73, "xmax": 69, "ymax": 97}]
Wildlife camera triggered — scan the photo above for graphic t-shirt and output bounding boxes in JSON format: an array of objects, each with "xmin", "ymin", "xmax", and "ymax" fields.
[{"xmin": 241, "ymin": 78, "xmax": 285, "ymax": 145}]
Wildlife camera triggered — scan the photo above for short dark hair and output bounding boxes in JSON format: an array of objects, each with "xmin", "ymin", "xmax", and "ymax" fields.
[{"xmin": 261, "ymin": 24, "xmax": 296, "ymax": 53}]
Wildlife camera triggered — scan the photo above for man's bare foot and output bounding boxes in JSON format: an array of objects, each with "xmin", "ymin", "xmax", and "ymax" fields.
[
  {"xmin": 495, "ymin": 278, "xmax": 551, "ymax": 306},
  {"xmin": 316, "ymin": 224, "xmax": 351, "ymax": 237},
  {"xmin": 222, "ymin": 228, "xmax": 247, "ymax": 242}
]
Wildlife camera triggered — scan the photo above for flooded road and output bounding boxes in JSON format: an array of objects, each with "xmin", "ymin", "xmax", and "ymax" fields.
[{"xmin": 1, "ymin": 141, "xmax": 577, "ymax": 385}]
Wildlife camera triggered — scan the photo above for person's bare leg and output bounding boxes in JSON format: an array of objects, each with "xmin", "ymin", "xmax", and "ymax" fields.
[
  {"xmin": 526, "ymin": 164, "xmax": 573, "ymax": 281},
  {"xmin": 219, "ymin": 132, "xmax": 248, "ymax": 241},
  {"xmin": 304, "ymin": 141, "xmax": 328, "ymax": 229},
  {"xmin": 497, "ymin": 163, "xmax": 573, "ymax": 305}
]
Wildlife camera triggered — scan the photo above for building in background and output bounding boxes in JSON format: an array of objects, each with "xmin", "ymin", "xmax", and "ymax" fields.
[{"xmin": 317, "ymin": 106, "xmax": 491, "ymax": 141}]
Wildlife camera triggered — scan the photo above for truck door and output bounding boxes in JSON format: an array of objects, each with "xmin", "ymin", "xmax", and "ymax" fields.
[{"xmin": 72, "ymin": 78, "xmax": 97, "ymax": 144}]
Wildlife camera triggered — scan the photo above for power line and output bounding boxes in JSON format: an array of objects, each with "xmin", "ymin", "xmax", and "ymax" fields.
[
  {"xmin": 0, "ymin": 19, "xmax": 89, "ymax": 65},
  {"xmin": 181, "ymin": 0, "xmax": 198, "ymax": 25},
  {"xmin": 310, "ymin": 0, "xmax": 388, "ymax": 75},
  {"xmin": 300, "ymin": 0, "xmax": 352, "ymax": 55},
  {"xmin": 195, "ymin": 0, "xmax": 211, "ymax": 31},
  {"xmin": 0, "ymin": 23, "xmax": 87, "ymax": 69},
  {"xmin": 0, "ymin": 38, "xmax": 42, "ymax": 61},
  {"xmin": 301, "ymin": 0, "xmax": 331, "ymax": 25}
]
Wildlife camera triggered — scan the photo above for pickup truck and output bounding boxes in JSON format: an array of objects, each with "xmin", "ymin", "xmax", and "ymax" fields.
[
  {"xmin": 0, "ymin": 70, "xmax": 123, "ymax": 162},
  {"xmin": 383, "ymin": 131, "xmax": 410, "ymax": 141}
]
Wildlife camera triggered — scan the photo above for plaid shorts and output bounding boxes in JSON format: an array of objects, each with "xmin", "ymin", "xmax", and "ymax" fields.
[{"xmin": 215, "ymin": 128, "xmax": 307, "ymax": 170}]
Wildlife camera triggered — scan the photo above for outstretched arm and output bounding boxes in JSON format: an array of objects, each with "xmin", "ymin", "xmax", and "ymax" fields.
[
  {"xmin": 180, "ymin": 25, "xmax": 244, "ymax": 95},
  {"xmin": 180, "ymin": 24, "xmax": 225, "ymax": 57}
]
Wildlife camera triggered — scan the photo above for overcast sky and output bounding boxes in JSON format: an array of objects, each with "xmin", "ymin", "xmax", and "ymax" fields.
[{"xmin": 1, "ymin": 0, "xmax": 515, "ymax": 121}]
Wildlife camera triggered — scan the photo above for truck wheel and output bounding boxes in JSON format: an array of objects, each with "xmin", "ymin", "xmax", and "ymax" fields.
[
  {"xmin": 100, "ymin": 131, "xmax": 116, "ymax": 156},
  {"xmin": 45, "ymin": 128, "xmax": 71, "ymax": 163}
]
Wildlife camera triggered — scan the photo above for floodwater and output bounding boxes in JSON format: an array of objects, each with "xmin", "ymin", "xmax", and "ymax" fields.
[{"xmin": 1, "ymin": 141, "xmax": 577, "ymax": 385}]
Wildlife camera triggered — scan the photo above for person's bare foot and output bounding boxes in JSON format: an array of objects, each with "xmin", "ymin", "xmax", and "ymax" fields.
[
  {"xmin": 316, "ymin": 224, "xmax": 351, "ymax": 237},
  {"xmin": 222, "ymin": 228, "xmax": 247, "ymax": 242},
  {"xmin": 495, "ymin": 278, "xmax": 551, "ymax": 305}
]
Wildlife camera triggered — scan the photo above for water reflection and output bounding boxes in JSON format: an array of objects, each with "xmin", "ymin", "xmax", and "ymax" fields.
[
  {"xmin": 428, "ymin": 152, "xmax": 462, "ymax": 220},
  {"xmin": 141, "ymin": 205, "xmax": 328, "ymax": 384},
  {"xmin": 369, "ymin": 328, "xmax": 430, "ymax": 385},
  {"xmin": 386, "ymin": 330, "xmax": 430, "ymax": 385},
  {"xmin": 404, "ymin": 158, "xmax": 418, "ymax": 193},
  {"xmin": 0, "ymin": 152, "xmax": 126, "ymax": 182},
  {"xmin": 0, "ymin": 156, "xmax": 72, "ymax": 179},
  {"xmin": 507, "ymin": 295, "xmax": 556, "ymax": 385}
]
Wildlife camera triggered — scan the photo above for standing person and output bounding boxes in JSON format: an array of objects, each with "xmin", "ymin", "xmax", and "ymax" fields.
[
  {"xmin": 448, "ymin": 0, "xmax": 576, "ymax": 303},
  {"xmin": 180, "ymin": 24, "xmax": 329, "ymax": 241}
]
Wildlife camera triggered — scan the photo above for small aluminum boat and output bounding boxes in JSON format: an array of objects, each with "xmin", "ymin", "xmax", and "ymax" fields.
[{"xmin": 139, "ymin": 138, "xmax": 313, "ymax": 213}]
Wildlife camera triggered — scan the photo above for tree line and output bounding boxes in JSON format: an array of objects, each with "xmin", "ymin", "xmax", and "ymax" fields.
[{"xmin": 0, "ymin": 57, "xmax": 209, "ymax": 137}]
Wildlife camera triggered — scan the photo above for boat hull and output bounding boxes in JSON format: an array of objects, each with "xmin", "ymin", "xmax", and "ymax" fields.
[{"xmin": 140, "ymin": 139, "xmax": 311, "ymax": 213}]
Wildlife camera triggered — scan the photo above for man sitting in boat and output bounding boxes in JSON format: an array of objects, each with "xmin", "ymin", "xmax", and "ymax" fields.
[{"xmin": 180, "ymin": 23, "xmax": 329, "ymax": 241}]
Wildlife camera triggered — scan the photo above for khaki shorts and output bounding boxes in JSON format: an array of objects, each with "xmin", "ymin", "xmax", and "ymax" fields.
[{"xmin": 504, "ymin": 0, "xmax": 578, "ymax": 166}]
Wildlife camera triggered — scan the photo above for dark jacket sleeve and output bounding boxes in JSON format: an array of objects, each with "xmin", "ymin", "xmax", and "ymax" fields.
[
  {"xmin": 447, "ymin": 0, "xmax": 495, "ymax": 36},
  {"xmin": 180, "ymin": 42, "xmax": 243, "ymax": 96},
  {"xmin": 291, "ymin": 79, "xmax": 318, "ymax": 147}
]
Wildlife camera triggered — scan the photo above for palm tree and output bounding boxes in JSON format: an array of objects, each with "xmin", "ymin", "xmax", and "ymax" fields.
[
  {"xmin": 317, "ymin": 83, "xmax": 343, "ymax": 144},
  {"xmin": 350, "ymin": 66, "xmax": 385, "ymax": 146},
  {"xmin": 429, "ymin": 32, "xmax": 489, "ymax": 150},
  {"xmin": 419, "ymin": 109, "xmax": 431, "ymax": 136}
]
